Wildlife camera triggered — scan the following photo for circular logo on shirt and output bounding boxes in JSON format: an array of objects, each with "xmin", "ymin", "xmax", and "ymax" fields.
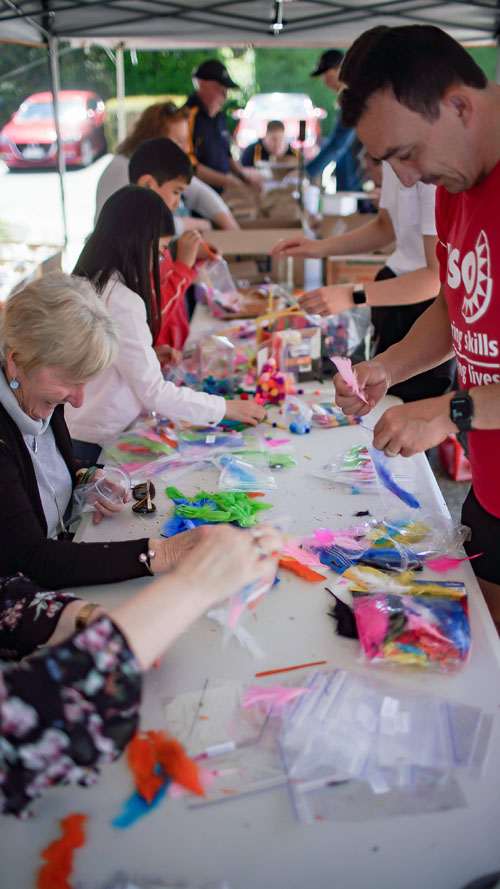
[{"xmin": 461, "ymin": 230, "xmax": 492, "ymax": 324}]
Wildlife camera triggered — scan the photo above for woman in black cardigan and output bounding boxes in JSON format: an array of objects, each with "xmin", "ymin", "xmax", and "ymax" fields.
[{"xmin": 0, "ymin": 272, "xmax": 198, "ymax": 589}]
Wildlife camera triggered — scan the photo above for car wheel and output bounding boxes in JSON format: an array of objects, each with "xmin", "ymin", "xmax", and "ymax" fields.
[{"xmin": 80, "ymin": 138, "xmax": 94, "ymax": 167}]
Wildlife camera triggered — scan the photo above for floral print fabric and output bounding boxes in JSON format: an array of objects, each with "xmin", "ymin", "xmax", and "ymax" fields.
[{"xmin": 0, "ymin": 575, "xmax": 141, "ymax": 816}]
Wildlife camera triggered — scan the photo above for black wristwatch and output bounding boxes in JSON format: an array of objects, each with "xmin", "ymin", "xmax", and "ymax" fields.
[
  {"xmin": 352, "ymin": 284, "xmax": 367, "ymax": 305},
  {"xmin": 450, "ymin": 389, "xmax": 474, "ymax": 432}
]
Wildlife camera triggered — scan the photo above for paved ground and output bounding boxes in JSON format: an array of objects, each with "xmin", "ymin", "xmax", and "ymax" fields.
[{"xmin": 0, "ymin": 154, "xmax": 113, "ymax": 269}]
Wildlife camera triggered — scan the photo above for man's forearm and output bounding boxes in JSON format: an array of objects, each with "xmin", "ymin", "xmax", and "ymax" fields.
[
  {"xmin": 213, "ymin": 210, "xmax": 239, "ymax": 230},
  {"xmin": 322, "ymin": 213, "xmax": 394, "ymax": 257},
  {"xmin": 374, "ymin": 287, "xmax": 454, "ymax": 386},
  {"xmin": 196, "ymin": 163, "xmax": 235, "ymax": 189},
  {"xmin": 365, "ymin": 266, "xmax": 440, "ymax": 307}
]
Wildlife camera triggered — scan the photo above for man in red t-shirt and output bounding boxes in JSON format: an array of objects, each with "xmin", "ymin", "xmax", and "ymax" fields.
[{"xmin": 331, "ymin": 24, "xmax": 500, "ymax": 629}]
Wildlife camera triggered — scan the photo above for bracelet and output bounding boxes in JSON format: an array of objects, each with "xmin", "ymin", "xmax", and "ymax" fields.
[
  {"xmin": 138, "ymin": 547, "xmax": 157, "ymax": 576},
  {"xmin": 77, "ymin": 466, "xmax": 98, "ymax": 486},
  {"xmin": 75, "ymin": 602, "xmax": 102, "ymax": 630}
]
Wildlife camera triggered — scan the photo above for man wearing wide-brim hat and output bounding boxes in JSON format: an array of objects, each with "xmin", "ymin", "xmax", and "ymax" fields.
[{"xmin": 185, "ymin": 59, "xmax": 262, "ymax": 194}]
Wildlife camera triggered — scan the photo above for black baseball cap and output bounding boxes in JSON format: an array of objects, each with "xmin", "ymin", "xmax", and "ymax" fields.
[
  {"xmin": 193, "ymin": 59, "xmax": 238, "ymax": 89},
  {"xmin": 310, "ymin": 49, "xmax": 344, "ymax": 77}
]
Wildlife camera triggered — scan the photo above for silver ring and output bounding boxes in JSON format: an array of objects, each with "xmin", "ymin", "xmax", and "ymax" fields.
[{"xmin": 385, "ymin": 448, "xmax": 398, "ymax": 458}]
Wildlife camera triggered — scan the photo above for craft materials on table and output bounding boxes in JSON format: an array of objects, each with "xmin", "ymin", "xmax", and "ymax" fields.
[
  {"xmin": 161, "ymin": 486, "xmax": 273, "ymax": 537},
  {"xmin": 282, "ymin": 394, "xmax": 312, "ymax": 434},
  {"xmin": 113, "ymin": 731, "xmax": 204, "ymax": 828},
  {"xmin": 312, "ymin": 443, "xmax": 377, "ymax": 495},
  {"xmin": 330, "ymin": 355, "xmax": 368, "ymax": 404},
  {"xmin": 310, "ymin": 402, "xmax": 361, "ymax": 429},
  {"xmin": 36, "ymin": 814, "xmax": 87, "ymax": 889},
  {"xmin": 255, "ymin": 357, "xmax": 294, "ymax": 405},
  {"xmin": 279, "ymin": 668, "xmax": 491, "ymax": 820},
  {"xmin": 352, "ymin": 591, "xmax": 471, "ymax": 670}
]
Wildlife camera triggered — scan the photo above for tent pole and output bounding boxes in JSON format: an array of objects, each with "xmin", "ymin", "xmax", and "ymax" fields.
[
  {"xmin": 47, "ymin": 35, "xmax": 69, "ymax": 247},
  {"xmin": 116, "ymin": 42, "xmax": 126, "ymax": 143}
]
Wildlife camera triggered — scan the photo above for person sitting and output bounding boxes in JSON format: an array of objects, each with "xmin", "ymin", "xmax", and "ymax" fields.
[
  {"xmin": 68, "ymin": 185, "xmax": 265, "ymax": 463},
  {"xmin": 94, "ymin": 101, "xmax": 239, "ymax": 231},
  {"xmin": 241, "ymin": 120, "xmax": 297, "ymax": 168},
  {"xmin": 128, "ymin": 137, "xmax": 214, "ymax": 354},
  {"xmin": 0, "ymin": 272, "xmax": 209, "ymax": 590},
  {"xmin": 273, "ymin": 160, "xmax": 455, "ymax": 402},
  {"xmin": 0, "ymin": 522, "xmax": 282, "ymax": 816}
]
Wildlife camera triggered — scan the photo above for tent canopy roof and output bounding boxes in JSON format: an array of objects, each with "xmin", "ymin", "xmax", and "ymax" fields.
[{"xmin": 1, "ymin": 0, "xmax": 498, "ymax": 48}]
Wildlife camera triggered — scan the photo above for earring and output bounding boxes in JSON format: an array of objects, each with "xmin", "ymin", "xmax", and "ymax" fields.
[{"xmin": 9, "ymin": 378, "xmax": 19, "ymax": 390}]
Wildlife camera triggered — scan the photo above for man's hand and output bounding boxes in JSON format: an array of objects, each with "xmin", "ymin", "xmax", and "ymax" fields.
[
  {"xmin": 299, "ymin": 285, "xmax": 354, "ymax": 316},
  {"xmin": 333, "ymin": 360, "xmax": 390, "ymax": 417},
  {"xmin": 271, "ymin": 236, "xmax": 324, "ymax": 258},
  {"xmin": 373, "ymin": 396, "xmax": 455, "ymax": 457},
  {"xmin": 176, "ymin": 230, "xmax": 202, "ymax": 267},
  {"xmin": 242, "ymin": 170, "xmax": 264, "ymax": 193}
]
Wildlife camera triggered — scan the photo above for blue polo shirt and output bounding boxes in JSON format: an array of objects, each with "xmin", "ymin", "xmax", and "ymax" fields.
[
  {"xmin": 185, "ymin": 92, "xmax": 231, "ymax": 192},
  {"xmin": 241, "ymin": 139, "xmax": 297, "ymax": 167}
]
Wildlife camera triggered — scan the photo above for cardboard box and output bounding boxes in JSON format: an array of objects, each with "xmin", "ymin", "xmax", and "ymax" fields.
[
  {"xmin": 324, "ymin": 253, "xmax": 387, "ymax": 286},
  {"xmin": 209, "ymin": 228, "xmax": 304, "ymax": 288}
]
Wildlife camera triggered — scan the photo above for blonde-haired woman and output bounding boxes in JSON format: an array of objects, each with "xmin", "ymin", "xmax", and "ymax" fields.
[
  {"xmin": 94, "ymin": 100, "xmax": 238, "ymax": 230},
  {"xmin": 0, "ymin": 271, "xmax": 208, "ymax": 589}
]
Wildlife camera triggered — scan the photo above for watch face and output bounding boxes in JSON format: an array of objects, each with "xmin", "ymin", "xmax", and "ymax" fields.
[{"xmin": 451, "ymin": 391, "xmax": 473, "ymax": 430}]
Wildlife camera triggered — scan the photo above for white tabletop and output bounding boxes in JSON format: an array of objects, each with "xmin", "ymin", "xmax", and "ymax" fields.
[{"xmin": 2, "ymin": 385, "xmax": 500, "ymax": 888}]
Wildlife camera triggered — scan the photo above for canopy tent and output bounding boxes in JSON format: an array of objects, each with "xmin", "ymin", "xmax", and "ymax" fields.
[
  {"xmin": 1, "ymin": 1, "xmax": 499, "ymax": 48},
  {"xmin": 1, "ymin": 0, "xmax": 498, "ymax": 245}
]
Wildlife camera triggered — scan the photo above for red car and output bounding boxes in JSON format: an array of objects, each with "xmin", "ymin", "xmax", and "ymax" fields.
[
  {"xmin": 233, "ymin": 92, "xmax": 326, "ymax": 159},
  {"xmin": 0, "ymin": 90, "xmax": 106, "ymax": 170}
]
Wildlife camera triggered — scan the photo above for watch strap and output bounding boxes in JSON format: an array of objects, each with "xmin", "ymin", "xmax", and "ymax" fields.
[
  {"xmin": 75, "ymin": 602, "xmax": 102, "ymax": 631},
  {"xmin": 450, "ymin": 388, "xmax": 474, "ymax": 433}
]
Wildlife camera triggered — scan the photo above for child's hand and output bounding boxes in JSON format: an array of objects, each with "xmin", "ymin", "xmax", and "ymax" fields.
[{"xmin": 177, "ymin": 231, "xmax": 202, "ymax": 267}]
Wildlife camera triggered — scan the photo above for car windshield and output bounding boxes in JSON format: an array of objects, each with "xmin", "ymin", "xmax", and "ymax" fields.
[
  {"xmin": 16, "ymin": 101, "xmax": 85, "ymax": 123},
  {"xmin": 243, "ymin": 94, "xmax": 312, "ymax": 118}
]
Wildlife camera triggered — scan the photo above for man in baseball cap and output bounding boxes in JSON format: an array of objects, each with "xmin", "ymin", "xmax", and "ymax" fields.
[
  {"xmin": 306, "ymin": 47, "xmax": 365, "ymax": 197},
  {"xmin": 185, "ymin": 59, "xmax": 261, "ymax": 194}
]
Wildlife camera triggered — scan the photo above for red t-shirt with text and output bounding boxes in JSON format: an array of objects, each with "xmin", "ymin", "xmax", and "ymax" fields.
[{"xmin": 436, "ymin": 160, "xmax": 500, "ymax": 518}]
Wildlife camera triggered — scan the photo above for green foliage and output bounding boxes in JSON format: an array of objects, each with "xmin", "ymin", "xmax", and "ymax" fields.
[
  {"xmin": 1, "ymin": 40, "xmax": 497, "ymax": 140},
  {"xmin": 254, "ymin": 48, "xmax": 338, "ymax": 135},
  {"xmin": 466, "ymin": 46, "xmax": 498, "ymax": 81}
]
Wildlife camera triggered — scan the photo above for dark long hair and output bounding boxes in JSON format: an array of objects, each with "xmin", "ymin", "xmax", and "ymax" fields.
[{"xmin": 73, "ymin": 185, "xmax": 174, "ymax": 345}]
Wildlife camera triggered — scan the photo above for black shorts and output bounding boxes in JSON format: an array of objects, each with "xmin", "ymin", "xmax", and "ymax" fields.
[{"xmin": 462, "ymin": 487, "xmax": 500, "ymax": 584}]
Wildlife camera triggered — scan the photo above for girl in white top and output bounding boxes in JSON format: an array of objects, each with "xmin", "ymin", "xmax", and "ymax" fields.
[
  {"xmin": 94, "ymin": 101, "xmax": 238, "ymax": 232},
  {"xmin": 66, "ymin": 185, "xmax": 263, "ymax": 458}
]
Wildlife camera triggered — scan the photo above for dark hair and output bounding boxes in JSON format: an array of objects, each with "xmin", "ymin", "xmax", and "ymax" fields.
[
  {"xmin": 129, "ymin": 137, "xmax": 193, "ymax": 186},
  {"xmin": 266, "ymin": 120, "xmax": 285, "ymax": 133},
  {"xmin": 340, "ymin": 25, "xmax": 487, "ymax": 127},
  {"xmin": 116, "ymin": 101, "xmax": 190, "ymax": 157},
  {"xmin": 73, "ymin": 185, "xmax": 174, "ymax": 345}
]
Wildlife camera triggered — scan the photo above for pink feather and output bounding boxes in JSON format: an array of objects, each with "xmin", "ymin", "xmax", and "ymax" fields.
[
  {"xmin": 242, "ymin": 685, "xmax": 311, "ymax": 712},
  {"xmin": 427, "ymin": 553, "xmax": 482, "ymax": 573},
  {"xmin": 331, "ymin": 356, "xmax": 368, "ymax": 404}
]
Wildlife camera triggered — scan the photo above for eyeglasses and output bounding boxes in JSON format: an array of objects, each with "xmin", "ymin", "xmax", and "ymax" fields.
[{"xmin": 132, "ymin": 479, "xmax": 156, "ymax": 515}]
